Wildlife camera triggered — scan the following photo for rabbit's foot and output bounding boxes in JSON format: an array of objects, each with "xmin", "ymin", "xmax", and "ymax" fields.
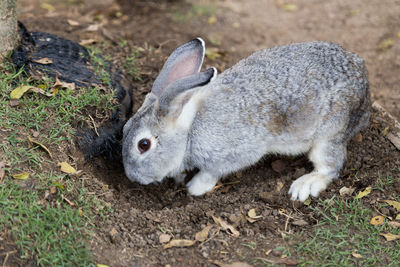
[
  {"xmin": 187, "ymin": 171, "xmax": 218, "ymax": 196},
  {"xmin": 288, "ymin": 172, "xmax": 331, "ymax": 202}
]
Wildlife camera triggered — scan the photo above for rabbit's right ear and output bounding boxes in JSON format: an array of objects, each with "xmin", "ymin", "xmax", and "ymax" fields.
[{"xmin": 152, "ymin": 38, "xmax": 205, "ymax": 97}]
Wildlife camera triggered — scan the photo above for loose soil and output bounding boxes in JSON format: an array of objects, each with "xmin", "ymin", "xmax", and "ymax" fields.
[{"xmin": 5, "ymin": 0, "xmax": 400, "ymax": 266}]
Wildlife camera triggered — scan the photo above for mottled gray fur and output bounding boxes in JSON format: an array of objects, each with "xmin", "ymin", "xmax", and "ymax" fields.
[{"xmin": 122, "ymin": 39, "xmax": 370, "ymax": 202}]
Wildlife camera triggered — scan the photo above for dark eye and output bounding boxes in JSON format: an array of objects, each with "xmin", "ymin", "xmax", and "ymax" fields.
[{"xmin": 138, "ymin": 138, "xmax": 151, "ymax": 154}]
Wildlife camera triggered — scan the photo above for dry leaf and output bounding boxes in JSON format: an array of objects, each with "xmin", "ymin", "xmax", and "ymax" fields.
[
  {"xmin": 86, "ymin": 24, "xmax": 101, "ymax": 32},
  {"xmin": 276, "ymin": 181, "xmax": 284, "ymax": 192},
  {"xmin": 205, "ymin": 48, "xmax": 223, "ymax": 60},
  {"xmin": 50, "ymin": 186, "xmax": 57, "ymax": 194},
  {"xmin": 276, "ymin": 258, "xmax": 300, "ymax": 265},
  {"xmin": 163, "ymin": 239, "xmax": 196, "ymax": 249},
  {"xmin": 281, "ymin": 4, "xmax": 297, "ymax": 11},
  {"xmin": 159, "ymin": 234, "xmax": 171, "ymax": 244},
  {"xmin": 214, "ymin": 261, "xmax": 252, "ymax": 267},
  {"xmin": 380, "ymin": 233, "xmax": 400, "ymax": 241},
  {"xmin": 370, "ymin": 216, "xmax": 384, "ymax": 226},
  {"xmin": 79, "ymin": 39, "xmax": 97, "ymax": 46},
  {"xmin": 0, "ymin": 161, "xmax": 5, "ymax": 183},
  {"xmin": 97, "ymin": 264, "xmax": 109, "ymax": 267},
  {"xmin": 378, "ymin": 39, "xmax": 393, "ymax": 51},
  {"xmin": 212, "ymin": 216, "xmax": 240, "ymax": 237},
  {"xmin": 10, "ymin": 85, "xmax": 33, "ymax": 99},
  {"xmin": 53, "ymin": 77, "xmax": 76, "ymax": 91},
  {"xmin": 339, "ymin": 186, "xmax": 355, "ymax": 196},
  {"xmin": 352, "ymin": 251, "xmax": 363, "ymax": 258},
  {"xmin": 29, "ymin": 87, "xmax": 53, "ymax": 97},
  {"xmin": 195, "ymin": 225, "xmax": 212, "ymax": 242},
  {"xmin": 57, "ymin": 162, "xmax": 77, "ymax": 174},
  {"xmin": 67, "ymin": 19, "xmax": 79, "ymax": 26},
  {"xmin": 248, "ymin": 209, "xmax": 257, "ymax": 218},
  {"xmin": 208, "ymin": 15, "xmax": 217, "ymax": 25},
  {"xmin": 32, "ymin": 58, "xmax": 53, "ymax": 64},
  {"xmin": 355, "ymin": 186, "xmax": 372, "ymax": 199},
  {"xmin": 12, "ymin": 172, "xmax": 29, "ymax": 180},
  {"xmin": 28, "ymin": 136, "xmax": 52, "ymax": 158},
  {"xmin": 232, "ymin": 22, "xmax": 240, "ymax": 28},
  {"xmin": 63, "ymin": 195, "xmax": 75, "ymax": 206},
  {"xmin": 40, "ymin": 2, "xmax": 55, "ymax": 12},
  {"xmin": 396, "ymin": 214, "xmax": 400, "ymax": 220},
  {"xmin": 303, "ymin": 198, "xmax": 311, "ymax": 205},
  {"xmin": 388, "ymin": 221, "xmax": 400, "ymax": 228},
  {"xmin": 384, "ymin": 200, "xmax": 400, "ymax": 211}
]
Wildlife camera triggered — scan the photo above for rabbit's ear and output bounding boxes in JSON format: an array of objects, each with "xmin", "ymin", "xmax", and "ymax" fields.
[
  {"xmin": 168, "ymin": 68, "xmax": 217, "ymax": 131},
  {"xmin": 152, "ymin": 38, "xmax": 205, "ymax": 97},
  {"xmin": 160, "ymin": 67, "xmax": 216, "ymax": 111}
]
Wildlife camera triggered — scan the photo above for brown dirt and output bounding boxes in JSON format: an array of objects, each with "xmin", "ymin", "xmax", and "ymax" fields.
[{"xmin": 8, "ymin": 0, "xmax": 400, "ymax": 266}]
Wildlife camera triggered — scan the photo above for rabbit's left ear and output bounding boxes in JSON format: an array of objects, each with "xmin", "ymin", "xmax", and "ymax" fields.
[
  {"xmin": 152, "ymin": 38, "xmax": 205, "ymax": 97},
  {"xmin": 169, "ymin": 67, "xmax": 217, "ymax": 131}
]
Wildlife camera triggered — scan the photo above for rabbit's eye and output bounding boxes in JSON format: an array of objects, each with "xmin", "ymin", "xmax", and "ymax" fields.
[{"xmin": 138, "ymin": 138, "xmax": 151, "ymax": 154}]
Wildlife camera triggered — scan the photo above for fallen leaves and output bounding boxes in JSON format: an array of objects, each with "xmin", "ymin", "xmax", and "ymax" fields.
[
  {"xmin": 32, "ymin": 57, "xmax": 53, "ymax": 65},
  {"xmin": 12, "ymin": 172, "xmax": 29, "ymax": 180},
  {"xmin": 53, "ymin": 77, "xmax": 76, "ymax": 91},
  {"xmin": 355, "ymin": 186, "xmax": 372, "ymax": 199},
  {"xmin": 163, "ymin": 239, "xmax": 196, "ymax": 249},
  {"xmin": 0, "ymin": 161, "xmax": 5, "ymax": 184},
  {"xmin": 384, "ymin": 200, "xmax": 400, "ymax": 211},
  {"xmin": 213, "ymin": 261, "xmax": 252, "ymax": 267},
  {"xmin": 352, "ymin": 251, "xmax": 363, "ymax": 258},
  {"xmin": 10, "ymin": 85, "xmax": 34, "ymax": 99},
  {"xmin": 378, "ymin": 39, "xmax": 394, "ymax": 51},
  {"xmin": 57, "ymin": 162, "xmax": 77, "ymax": 174},
  {"xmin": 28, "ymin": 136, "xmax": 52, "ymax": 158},
  {"xmin": 195, "ymin": 225, "xmax": 212, "ymax": 242},
  {"xmin": 212, "ymin": 216, "xmax": 240, "ymax": 237},
  {"xmin": 380, "ymin": 233, "xmax": 400, "ymax": 241},
  {"xmin": 370, "ymin": 216, "xmax": 384, "ymax": 226},
  {"xmin": 205, "ymin": 48, "xmax": 223, "ymax": 60},
  {"xmin": 339, "ymin": 186, "xmax": 355, "ymax": 196}
]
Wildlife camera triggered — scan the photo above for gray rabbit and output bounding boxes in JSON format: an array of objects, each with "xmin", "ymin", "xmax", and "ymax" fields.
[{"xmin": 122, "ymin": 38, "xmax": 370, "ymax": 202}]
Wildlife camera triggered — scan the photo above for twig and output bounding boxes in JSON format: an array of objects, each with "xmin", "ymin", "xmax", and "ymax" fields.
[
  {"xmin": 89, "ymin": 114, "xmax": 99, "ymax": 136},
  {"xmin": 2, "ymin": 250, "xmax": 16, "ymax": 267}
]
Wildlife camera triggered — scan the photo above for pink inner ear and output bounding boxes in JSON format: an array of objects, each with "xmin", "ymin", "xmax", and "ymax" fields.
[{"xmin": 165, "ymin": 54, "xmax": 200, "ymax": 89}]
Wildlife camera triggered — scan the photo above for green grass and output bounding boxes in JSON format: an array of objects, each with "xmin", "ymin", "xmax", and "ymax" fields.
[
  {"xmin": 123, "ymin": 49, "xmax": 142, "ymax": 80},
  {"xmin": 295, "ymin": 192, "xmax": 400, "ymax": 266},
  {"xmin": 0, "ymin": 55, "xmax": 115, "ymax": 265}
]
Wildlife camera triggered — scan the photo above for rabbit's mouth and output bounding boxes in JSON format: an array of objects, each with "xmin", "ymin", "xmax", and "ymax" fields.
[{"xmin": 124, "ymin": 166, "xmax": 156, "ymax": 185}]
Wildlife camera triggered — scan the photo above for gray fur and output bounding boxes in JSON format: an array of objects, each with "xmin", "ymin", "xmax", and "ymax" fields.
[{"xmin": 122, "ymin": 40, "xmax": 370, "ymax": 202}]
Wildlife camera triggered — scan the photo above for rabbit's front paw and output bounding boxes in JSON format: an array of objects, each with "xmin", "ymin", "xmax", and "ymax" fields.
[
  {"xmin": 187, "ymin": 171, "xmax": 218, "ymax": 196},
  {"xmin": 288, "ymin": 172, "xmax": 330, "ymax": 202}
]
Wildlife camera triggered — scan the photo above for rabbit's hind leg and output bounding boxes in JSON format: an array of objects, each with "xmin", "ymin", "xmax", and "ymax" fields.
[{"xmin": 288, "ymin": 139, "xmax": 346, "ymax": 202}]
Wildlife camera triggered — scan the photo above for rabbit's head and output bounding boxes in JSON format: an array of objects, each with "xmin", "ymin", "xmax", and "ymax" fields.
[{"xmin": 122, "ymin": 38, "xmax": 216, "ymax": 185}]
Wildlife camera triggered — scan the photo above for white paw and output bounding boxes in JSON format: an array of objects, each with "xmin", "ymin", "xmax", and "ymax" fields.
[
  {"xmin": 288, "ymin": 173, "xmax": 330, "ymax": 202},
  {"xmin": 187, "ymin": 178, "xmax": 215, "ymax": 196}
]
